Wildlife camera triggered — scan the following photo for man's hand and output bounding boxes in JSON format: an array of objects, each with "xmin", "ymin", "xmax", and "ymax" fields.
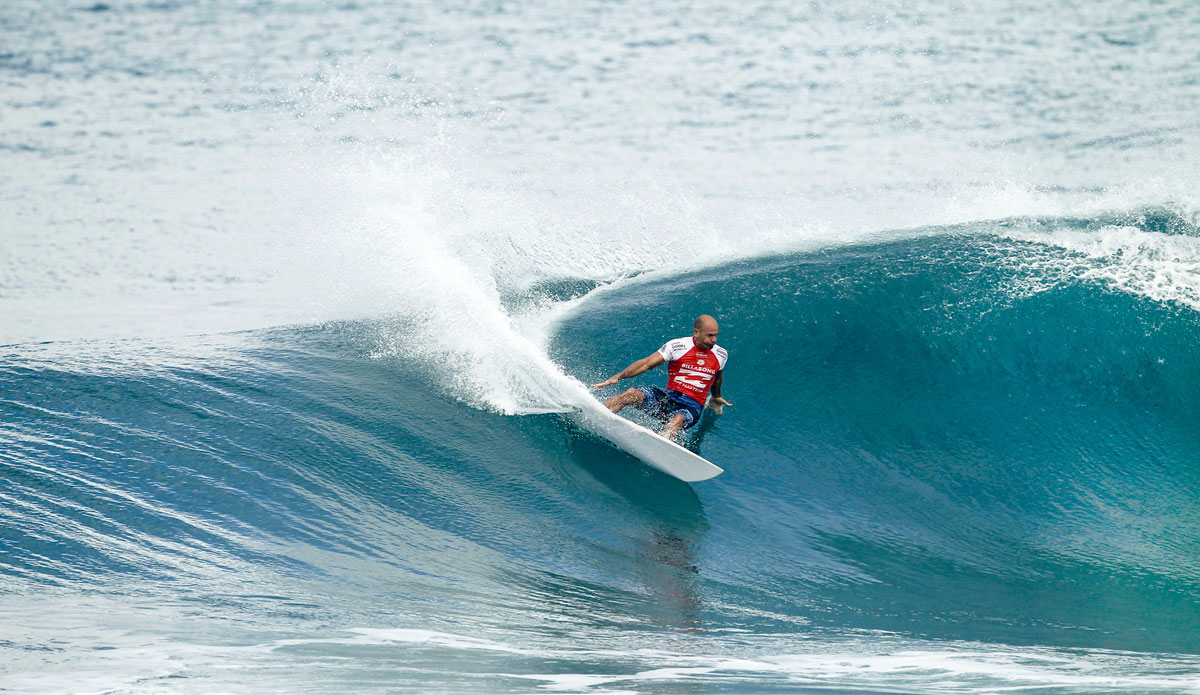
[
  {"xmin": 592, "ymin": 375, "xmax": 619, "ymax": 389},
  {"xmin": 706, "ymin": 396, "xmax": 732, "ymax": 415}
]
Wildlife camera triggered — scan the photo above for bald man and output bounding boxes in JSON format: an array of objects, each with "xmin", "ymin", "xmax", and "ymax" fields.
[{"xmin": 592, "ymin": 314, "xmax": 731, "ymax": 440}]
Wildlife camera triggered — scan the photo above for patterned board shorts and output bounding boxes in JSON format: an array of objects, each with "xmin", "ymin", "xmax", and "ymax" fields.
[{"xmin": 636, "ymin": 386, "xmax": 704, "ymax": 430}]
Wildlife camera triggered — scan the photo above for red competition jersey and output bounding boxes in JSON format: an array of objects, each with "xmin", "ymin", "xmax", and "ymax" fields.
[{"xmin": 658, "ymin": 337, "xmax": 729, "ymax": 405}]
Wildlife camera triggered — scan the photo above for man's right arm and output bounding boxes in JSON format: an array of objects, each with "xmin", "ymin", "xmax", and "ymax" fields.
[{"xmin": 592, "ymin": 352, "xmax": 665, "ymax": 389}]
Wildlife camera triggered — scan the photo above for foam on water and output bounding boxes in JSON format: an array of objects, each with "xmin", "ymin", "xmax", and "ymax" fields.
[
  {"xmin": 8, "ymin": 610, "xmax": 1200, "ymax": 695},
  {"xmin": 1000, "ymin": 220, "xmax": 1200, "ymax": 311}
]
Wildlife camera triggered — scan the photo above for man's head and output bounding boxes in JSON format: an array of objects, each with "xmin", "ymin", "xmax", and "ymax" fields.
[{"xmin": 693, "ymin": 314, "xmax": 719, "ymax": 350}]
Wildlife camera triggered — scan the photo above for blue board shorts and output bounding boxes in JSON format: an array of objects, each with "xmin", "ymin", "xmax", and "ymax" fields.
[{"xmin": 636, "ymin": 386, "xmax": 704, "ymax": 430}]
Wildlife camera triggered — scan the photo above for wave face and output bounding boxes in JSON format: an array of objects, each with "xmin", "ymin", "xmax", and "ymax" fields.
[
  {"xmin": 5, "ymin": 219, "xmax": 1200, "ymax": 692},
  {"xmin": 556, "ymin": 221, "xmax": 1200, "ymax": 647}
]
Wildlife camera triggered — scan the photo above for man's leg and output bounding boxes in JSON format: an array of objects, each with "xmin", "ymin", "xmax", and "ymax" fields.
[
  {"xmin": 605, "ymin": 387, "xmax": 644, "ymax": 413},
  {"xmin": 661, "ymin": 413, "xmax": 687, "ymax": 440}
]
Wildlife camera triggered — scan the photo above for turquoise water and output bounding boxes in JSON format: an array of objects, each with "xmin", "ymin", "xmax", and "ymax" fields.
[{"xmin": 3, "ymin": 1, "xmax": 1200, "ymax": 692}]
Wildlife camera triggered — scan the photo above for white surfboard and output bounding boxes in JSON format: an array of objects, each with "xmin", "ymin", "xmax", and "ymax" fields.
[{"xmin": 571, "ymin": 399, "xmax": 724, "ymax": 482}]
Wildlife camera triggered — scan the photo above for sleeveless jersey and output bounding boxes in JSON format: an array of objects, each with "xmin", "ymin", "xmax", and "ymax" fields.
[{"xmin": 657, "ymin": 337, "xmax": 729, "ymax": 405}]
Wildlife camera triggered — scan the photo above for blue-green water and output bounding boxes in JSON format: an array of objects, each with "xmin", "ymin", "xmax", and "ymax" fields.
[
  {"xmin": 5, "ymin": 228, "xmax": 1200, "ymax": 692},
  {"xmin": 3, "ymin": 0, "xmax": 1200, "ymax": 692}
]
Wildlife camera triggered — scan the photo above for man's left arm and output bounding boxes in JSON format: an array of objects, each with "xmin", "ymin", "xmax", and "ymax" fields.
[{"xmin": 707, "ymin": 370, "xmax": 732, "ymax": 415}]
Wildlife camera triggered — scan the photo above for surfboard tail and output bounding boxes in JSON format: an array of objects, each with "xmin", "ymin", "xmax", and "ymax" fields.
[{"xmin": 572, "ymin": 400, "xmax": 725, "ymax": 482}]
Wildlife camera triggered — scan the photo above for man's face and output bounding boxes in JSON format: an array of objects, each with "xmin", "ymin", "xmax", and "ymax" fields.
[{"xmin": 694, "ymin": 322, "xmax": 719, "ymax": 350}]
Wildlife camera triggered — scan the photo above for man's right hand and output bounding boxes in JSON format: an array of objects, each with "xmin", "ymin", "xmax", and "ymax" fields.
[{"xmin": 591, "ymin": 353, "xmax": 661, "ymax": 390}]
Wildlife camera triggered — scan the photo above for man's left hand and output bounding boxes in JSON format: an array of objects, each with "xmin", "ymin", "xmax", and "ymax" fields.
[
  {"xmin": 592, "ymin": 375, "xmax": 618, "ymax": 389},
  {"xmin": 707, "ymin": 397, "xmax": 732, "ymax": 415}
]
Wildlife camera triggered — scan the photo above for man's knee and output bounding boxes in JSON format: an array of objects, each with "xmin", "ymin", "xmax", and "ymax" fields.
[{"xmin": 606, "ymin": 387, "xmax": 644, "ymax": 410}]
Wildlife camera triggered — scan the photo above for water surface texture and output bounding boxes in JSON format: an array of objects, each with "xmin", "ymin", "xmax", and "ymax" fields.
[{"xmin": 3, "ymin": 1, "xmax": 1200, "ymax": 693}]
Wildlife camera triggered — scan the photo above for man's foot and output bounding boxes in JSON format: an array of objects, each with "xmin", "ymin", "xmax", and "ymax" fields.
[{"xmin": 660, "ymin": 413, "xmax": 686, "ymax": 440}]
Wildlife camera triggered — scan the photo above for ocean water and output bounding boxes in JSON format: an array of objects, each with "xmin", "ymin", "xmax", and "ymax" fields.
[{"xmin": 3, "ymin": 1, "xmax": 1200, "ymax": 693}]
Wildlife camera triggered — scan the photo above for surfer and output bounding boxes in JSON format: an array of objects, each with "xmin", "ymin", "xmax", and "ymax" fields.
[{"xmin": 592, "ymin": 314, "xmax": 731, "ymax": 439}]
